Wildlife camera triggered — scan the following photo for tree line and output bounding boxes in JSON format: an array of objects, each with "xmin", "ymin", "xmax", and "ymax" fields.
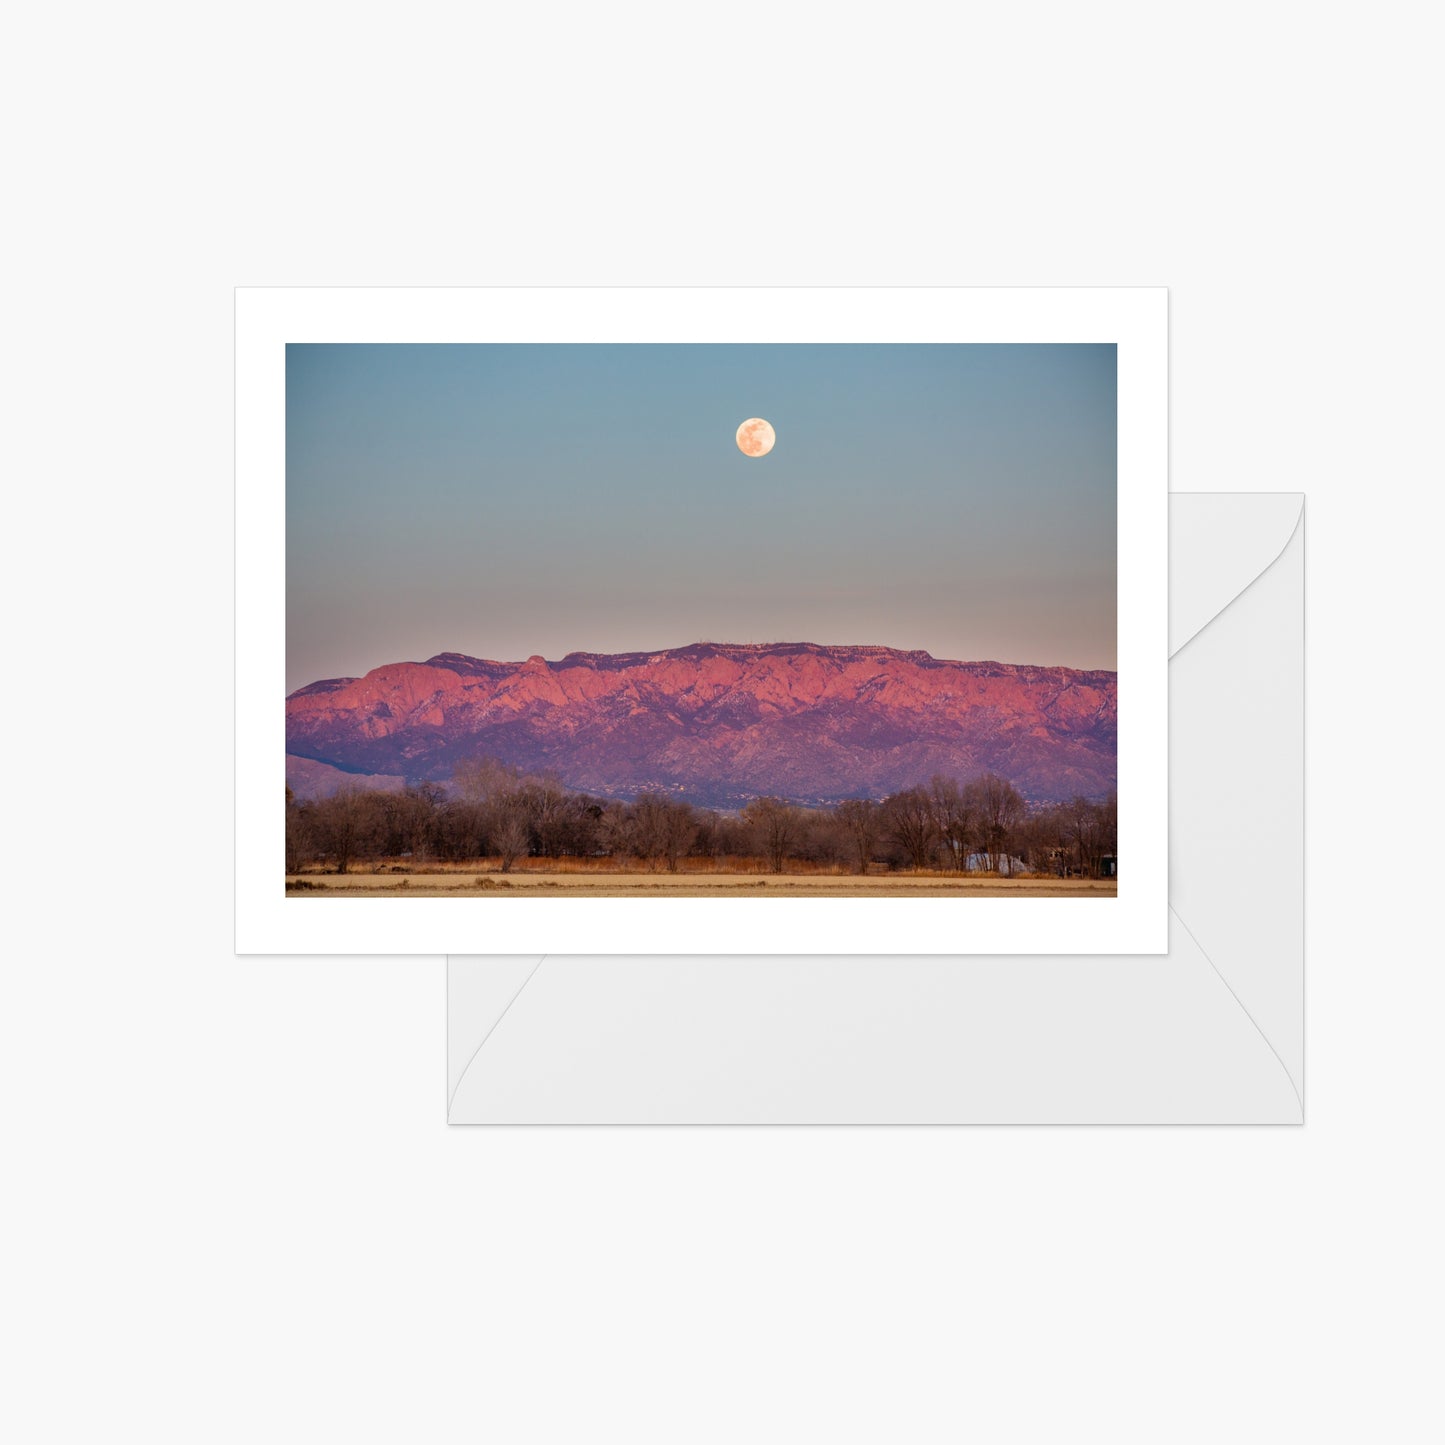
[{"xmin": 285, "ymin": 757, "xmax": 1117, "ymax": 877}]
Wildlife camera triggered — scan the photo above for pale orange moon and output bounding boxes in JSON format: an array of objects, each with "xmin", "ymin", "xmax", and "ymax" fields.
[{"xmin": 735, "ymin": 417, "xmax": 776, "ymax": 457}]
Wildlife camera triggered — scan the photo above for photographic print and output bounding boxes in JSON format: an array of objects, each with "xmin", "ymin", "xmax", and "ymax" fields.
[
  {"xmin": 236, "ymin": 288, "xmax": 1166, "ymax": 956},
  {"xmin": 285, "ymin": 342, "xmax": 1118, "ymax": 898}
]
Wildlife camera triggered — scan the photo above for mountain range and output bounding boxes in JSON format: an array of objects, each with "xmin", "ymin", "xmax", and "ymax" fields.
[{"xmin": 285, "ymin": 641, "xmax": 1117, "ymax": 807}]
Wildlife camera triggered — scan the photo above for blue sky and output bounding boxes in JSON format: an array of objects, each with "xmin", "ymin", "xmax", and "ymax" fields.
[{"xmin": 286, "ymin": 343, "xmax": 1116, "ymax": 692}]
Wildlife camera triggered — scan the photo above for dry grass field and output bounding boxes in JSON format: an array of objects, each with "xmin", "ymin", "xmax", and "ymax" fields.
[{"xmin": 285, "ymin": 865, "xmax": 1115, "ymax": 899}]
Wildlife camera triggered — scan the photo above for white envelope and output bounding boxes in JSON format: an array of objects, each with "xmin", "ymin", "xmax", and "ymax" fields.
[{"xmin": 447, "ymin": 493, "xmax": 1304, "ymax": 1124}]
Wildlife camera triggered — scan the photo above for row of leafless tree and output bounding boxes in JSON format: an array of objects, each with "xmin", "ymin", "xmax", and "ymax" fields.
[{"xmin": 285, "ymin": 759, "xmax": 1117, "ymax": 877}]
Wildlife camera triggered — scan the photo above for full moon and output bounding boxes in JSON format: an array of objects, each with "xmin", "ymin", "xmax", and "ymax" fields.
[{"xmin": 736, "ymin": 417, "xmax": 776, "ymax": 457}]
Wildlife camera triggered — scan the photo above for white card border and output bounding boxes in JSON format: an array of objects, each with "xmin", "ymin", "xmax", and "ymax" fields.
[{"xmin": 237, "ymin": 287, "xmax": 1166, "ymax": 954}]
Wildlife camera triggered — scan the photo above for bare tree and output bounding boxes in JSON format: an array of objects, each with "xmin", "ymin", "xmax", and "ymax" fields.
[
  {"xmin": 964, "ymin": 772, "xmax": 1025, "ymax": 873},
  {"xmin": 596, "ymin": 800, "xmax": 633, "ymax": 859},
  {"xmin": 1019, "ymin": 804, "xmax": 1067, "ymax": 877},
  {"xmin": 310, "ymin": 785, "xmax": 381, "ymax": 874},
  {"xmin": 489, "ymin": 795, "xmax": 532, "ymax": 872},
  {"xmin": 1064, "ymin": 794, "xmax": 1105, "ymax": 877},
  {"xmin": 835, "ymin": 798, "xmax": 882, "ymax": 874},
  {"xmin": 657, "ymin": 799, "xmax": 698, "ymax": 873},
  {"xmin": 628, "ymin": 793, "xmax": 666, "ymax": 870},
  {"xmin": 1098, "ymin": 792, "xmax": 1118, "ymax": 862},
  {"xmin": 884, "ymin": 786, "xmax": 938, "ymax": 870},
  {"xmin": 628, "ymin": 793, "xmax": 697, "ymax": 872},
  {"xmin": 928, "ymin": 774, "xmax": 976, "ymax": 872},
  {"xmin": 743, "ymin": 796, "xmax": 799, "ymax": 873},
  {"xmin": 529, "ymin": 775, "xmax": 573, "ymax": 859},
  {"xmin": 285, "ymin": 784, "xmax": 307, "ymax": 873}
]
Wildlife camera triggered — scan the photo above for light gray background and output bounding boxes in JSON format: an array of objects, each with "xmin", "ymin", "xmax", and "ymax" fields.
[{"xmin": 5, "ymin": 4, "xmax": 1439, "ymax": 1443}]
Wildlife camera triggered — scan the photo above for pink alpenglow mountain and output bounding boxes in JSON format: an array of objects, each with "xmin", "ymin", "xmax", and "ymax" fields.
[{"xmin": 285, "ymin": 641, "xmax": 1117, "ymax": 807}]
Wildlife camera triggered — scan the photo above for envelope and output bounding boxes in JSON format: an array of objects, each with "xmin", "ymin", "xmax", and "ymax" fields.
[{"xmin": 447, "ymin": 493, "xmax": 1304, "ymax": 1124}]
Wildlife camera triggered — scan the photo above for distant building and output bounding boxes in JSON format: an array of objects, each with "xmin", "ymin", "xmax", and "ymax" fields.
[{"xmin": 962, "ymin": 852, "xmax": 1031, "ymax": 877}]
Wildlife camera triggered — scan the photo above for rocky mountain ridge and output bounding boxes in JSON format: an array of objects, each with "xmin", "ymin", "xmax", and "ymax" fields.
[{"xmin": 285, "ymin": 641, "xmax": 1117, "ymax": 806}]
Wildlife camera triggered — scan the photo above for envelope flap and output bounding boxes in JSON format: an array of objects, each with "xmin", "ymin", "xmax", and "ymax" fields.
[
  {"xmin": 1169, "ymin": 499, "xmax": 1305, "ymax": 1108},
  {"xmin": 1171, "ymin": 493, "xmax": 1303, "ymax": 655}
]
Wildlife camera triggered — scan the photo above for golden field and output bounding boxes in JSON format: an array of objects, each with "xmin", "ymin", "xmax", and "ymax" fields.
[{"xmin": 285, "ymin": 865, "xmax": 1115, "ymax": 899}]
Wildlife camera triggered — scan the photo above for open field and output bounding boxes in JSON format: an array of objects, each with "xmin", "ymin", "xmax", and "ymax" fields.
[{"xmin": 286, "ymin": 869, "xmax": 1116, "ymax": 898}]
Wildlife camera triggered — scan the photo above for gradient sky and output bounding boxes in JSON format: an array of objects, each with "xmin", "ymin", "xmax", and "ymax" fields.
[{"xmin": 286, "ymin": 343, "xmax": 1116, "ymax": 693}]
